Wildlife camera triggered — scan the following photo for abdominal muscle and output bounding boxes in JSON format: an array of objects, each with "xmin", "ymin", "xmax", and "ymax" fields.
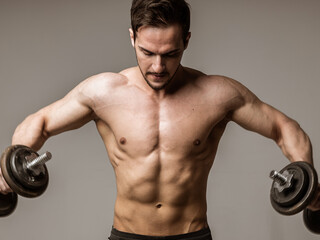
[{"xmin": 111, "ymin": 150, "xmax": 213, "ymax": 236}]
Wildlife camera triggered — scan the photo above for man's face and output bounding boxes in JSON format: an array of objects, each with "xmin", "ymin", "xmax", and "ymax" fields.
[{"xmin": 130, "ymin": 24, "xmax": 190, "ymax": 91}]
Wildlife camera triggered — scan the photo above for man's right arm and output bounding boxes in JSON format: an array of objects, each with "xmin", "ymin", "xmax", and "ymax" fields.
[
  {"xmin": 11, "ymin": 76, "xmax": 97, "ymax": 151},
  {"xmin": 0, "ymin": 72, "xmax": 121, "ymax": 194},
  {"xmin": 0, "ymin": 76, "xmax": 95, "ymax": 193}
]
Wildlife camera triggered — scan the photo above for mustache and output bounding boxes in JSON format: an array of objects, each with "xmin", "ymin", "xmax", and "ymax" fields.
[{"xmin": 146, "ymin": 72, "xmax": 168, "ymax": 76}]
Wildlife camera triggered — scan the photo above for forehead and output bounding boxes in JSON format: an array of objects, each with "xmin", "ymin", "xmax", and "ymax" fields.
[{"xmin": 135, "ymin": 24, "xmax": 183, "ymax": 52}]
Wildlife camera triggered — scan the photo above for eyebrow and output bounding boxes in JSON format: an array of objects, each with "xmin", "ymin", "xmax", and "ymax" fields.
[{"xmin": 138, "ymin": 46, "xmax": 181, "ymax": 55}]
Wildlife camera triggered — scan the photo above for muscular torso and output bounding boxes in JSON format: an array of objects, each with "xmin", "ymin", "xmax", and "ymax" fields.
[{"xmin": 91, "ymin": 67, "xmax": 242, "ymax": 235}]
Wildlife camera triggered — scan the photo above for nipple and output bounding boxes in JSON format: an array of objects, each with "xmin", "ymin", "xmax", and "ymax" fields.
[
  {"xmin": 193, "ymin": 139, "xmax": 201, "ymax": 146},
  {"xmin": 120, "ymin": 137, "xmax": 127, "ymax": 145}
]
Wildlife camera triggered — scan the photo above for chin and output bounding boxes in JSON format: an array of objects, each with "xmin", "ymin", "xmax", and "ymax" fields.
[
  {"xmin": 145, "ymin": 79, "xmax": 171, "ymax": 91},
  {"xmin": 148, "ymin": 83, "xmax": 167, "ymax": 91}
]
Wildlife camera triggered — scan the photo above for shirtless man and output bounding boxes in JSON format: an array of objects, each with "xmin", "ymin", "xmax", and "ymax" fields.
[{"xmin": 0, "ymin": 0, "xmax": 319, "ymax": 239}]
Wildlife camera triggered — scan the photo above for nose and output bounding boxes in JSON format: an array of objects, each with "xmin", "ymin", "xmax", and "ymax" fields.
[{"xmin": 152, "ymin": 55, "xmax": 165, "ymax": 73}]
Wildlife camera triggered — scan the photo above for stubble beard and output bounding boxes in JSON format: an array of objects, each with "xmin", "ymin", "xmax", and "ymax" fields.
[{"xmin": 137, "ymin": 62, "xmax": 181, "ymax": 91}]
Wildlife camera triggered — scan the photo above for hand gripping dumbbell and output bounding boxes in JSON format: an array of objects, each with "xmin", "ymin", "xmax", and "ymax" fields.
[
  {"xmin": 269, "ymin": 161, "xmax": 320, "ymax": 234},
  {"xmin": 0, "ymin": 145, "xmax": 52, "ymax": 217}
]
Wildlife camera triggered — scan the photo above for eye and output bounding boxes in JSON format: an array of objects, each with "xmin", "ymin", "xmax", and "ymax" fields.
[
  {"xmin": 164, "ymin": 52, "xmax": 180, "ymax": 58},
  {"xmin": 169, "ymin": 53, "xmax": 180, "ymax": 57},
  {"xmin": 142, "ymin": 50, "xmax": 154, "ymax": 56}
]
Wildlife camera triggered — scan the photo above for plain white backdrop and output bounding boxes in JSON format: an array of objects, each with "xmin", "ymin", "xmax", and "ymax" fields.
[{"xmin": 0, "ymin": 1, "xmax": 319, "ymax": 239}]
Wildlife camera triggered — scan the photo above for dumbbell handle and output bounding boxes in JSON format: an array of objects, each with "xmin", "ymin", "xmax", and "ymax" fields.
[
  {"xmin": 270, "ymin": 170, "xmax": 288, "ymax": 184},
  {"xmin": 269, "ymin": 170, "xmax": 293, "ymax": 192},
  {"xmin": 26, "ymin": 151, "xmax": 52, "ymax": 172}
]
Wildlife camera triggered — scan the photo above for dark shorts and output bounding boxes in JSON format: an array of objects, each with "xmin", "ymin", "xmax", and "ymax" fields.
[{"xmin": 108, "ymin": 227, "xmax": 212, "ymax": 240}]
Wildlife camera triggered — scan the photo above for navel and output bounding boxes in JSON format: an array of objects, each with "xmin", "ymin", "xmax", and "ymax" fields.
[
  {"xmin": 119, "ymin": 137, "xmax": 127, "ymax": 145},
  {"xmin": 193, "ymin": 139, "xmax": 201, "ymax": 146},
  {"xmin": 156, "ymin": 203, "xmax": 162, "ymax": 209}
]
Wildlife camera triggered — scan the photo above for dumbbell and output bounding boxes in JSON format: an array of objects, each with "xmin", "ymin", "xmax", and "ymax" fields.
[
  {"xmin": 0, "ymin": 145, "xmax": 52, "ymax": 217},
  {"xmin": 269, "ymin": 161, "xmax": 320, "ymax": 234}
]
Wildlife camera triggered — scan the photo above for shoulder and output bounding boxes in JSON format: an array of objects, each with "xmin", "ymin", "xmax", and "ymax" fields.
[
  {"xmin": 188, "ymin": 71, "xmax": 249, "ymax": 98},
  {"xmin": 194, "ymin": 74, "xmax": 244, "ymax": 92},
  {"xmin": 65, "ymin": 71, "xmax": 129, "ymax": 109},
  {"xmin": 188, "ymin": 71, "xmax": 259, "ymax": 111},
  {"xmin": 80, "ymin": 72, "xmax": 128, "ymax": 90},
  {"xmin": 82, "ymin": 67, "xmax": 137, "ymax": 88},
  {"xmin": 209, "ymin": 75, "xmax": 260, "ymax": 114},
  {"xmin": 75, "ymin": 71, "xmax": 129, "ymax": 97},
  {"xmin": 183, "ymin": 68, "xmax": 237, "ymax": 89}
]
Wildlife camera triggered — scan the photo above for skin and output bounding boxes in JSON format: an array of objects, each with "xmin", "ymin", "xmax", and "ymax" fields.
[{"xmin": 0, "ymin": 24, "xmax": 319, "ymax": 235}]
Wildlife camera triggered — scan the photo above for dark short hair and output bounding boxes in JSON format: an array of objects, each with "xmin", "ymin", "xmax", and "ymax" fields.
[{"xmin": 131, "ymin": 0, "xmax": 191, "ymax": 44}]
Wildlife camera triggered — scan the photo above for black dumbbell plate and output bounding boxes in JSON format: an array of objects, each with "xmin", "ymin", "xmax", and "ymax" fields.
[
  {"xmin": 270, "ymin": 161, "xmax": 318, "ymax": 215},
  {"xmin": 0, "ymin": 145, "xmax": 48, "ymax": 198},
  {"xmin": 0, "ymin": 192, "xmax": 18, "ymax": 217}
]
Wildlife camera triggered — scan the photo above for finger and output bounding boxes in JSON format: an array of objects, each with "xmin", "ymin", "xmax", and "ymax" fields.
[
  {"xmin": 0, "ymin": 182, "xmax": 13, "ymax": 195},
  {"xmin": 0, "ymin": 183, "xmax": 8, "ymax": 195},
  {"xmin": 0, "ymin": 167, "xmax": 7, "ymax": 186},
  {"xmin": 1, "ymin": 176, "xmax": 11, "ymax": 190},
  {"xmin": 0, "ymin": 170, "xmax": 12, "ymax": 194}
]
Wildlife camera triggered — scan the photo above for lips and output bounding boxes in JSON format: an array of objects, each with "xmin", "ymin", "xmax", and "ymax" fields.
[
  {"xmin": 153, "ymin": 74, "xmax": 165, "ymax": 78},
  {"xmin": 147, "ymin": 72, "xmax": 167, "ymax": 79},
  {"xmin": 152, "ymin": 75, "xmax": 167, "ymax": 83}
]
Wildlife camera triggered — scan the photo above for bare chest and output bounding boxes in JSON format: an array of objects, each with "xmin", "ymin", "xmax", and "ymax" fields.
[{"xmin": 94, "ymin": 87, "xmax": 228, "ymax": 157}]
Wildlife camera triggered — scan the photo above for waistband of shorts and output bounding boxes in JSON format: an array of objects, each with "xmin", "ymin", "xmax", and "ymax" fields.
[{"xmin": 111, "ymin": 227, "xmax": 211, "ymax": 240}]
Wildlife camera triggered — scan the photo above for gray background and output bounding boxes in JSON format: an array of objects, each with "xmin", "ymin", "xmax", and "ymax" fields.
[{"xmin": 0, "ymin": 0, "xmax": 319, "ymax": 239}]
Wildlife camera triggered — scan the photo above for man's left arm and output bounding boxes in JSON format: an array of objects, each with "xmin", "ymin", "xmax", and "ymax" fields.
[{"xmin": 227, "ymin": 77, "xmax": 319, "ymax": 210}]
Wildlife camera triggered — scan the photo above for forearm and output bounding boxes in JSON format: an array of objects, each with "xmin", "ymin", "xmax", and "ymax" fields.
[
  {"xmin": 11, "ymin": 110, "xmax": 50, "ymax": 151},
  {"xmin": 275, "ymin": 118, "xmax": 313, "ymax": 165},
  {"xmin": 11, "ymin": 93, "xmax": 95, "ymax": 151},
  {"xmin": 275, "ymin": 118, "xmax": 320, "ymax": 212}
]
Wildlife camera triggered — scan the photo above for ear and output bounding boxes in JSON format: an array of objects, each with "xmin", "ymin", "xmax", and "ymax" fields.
[
  {"xmin": 129, "ymin": 28, "xmax": 135, "ymax": 47},
  {"xmin": 184, "ymin": 32, "xmax": 191, "ymax": 50}
]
